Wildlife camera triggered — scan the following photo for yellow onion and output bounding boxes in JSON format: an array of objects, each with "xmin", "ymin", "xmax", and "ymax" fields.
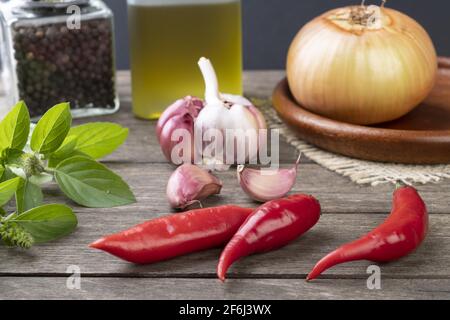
[{"xmin": 287, "ymin": 4, "xmax": 438, "ymax": 125}]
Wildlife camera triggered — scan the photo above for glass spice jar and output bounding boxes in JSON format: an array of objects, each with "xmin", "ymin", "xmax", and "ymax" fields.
[{"xmin": 0, "ymin": 0, "xmax": 119, "ymax": 119}]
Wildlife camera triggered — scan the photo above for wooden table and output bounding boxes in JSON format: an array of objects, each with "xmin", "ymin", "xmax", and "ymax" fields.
[{"xmin": 1, "ymin": 71, "xmax": 449, "ymax": 300}]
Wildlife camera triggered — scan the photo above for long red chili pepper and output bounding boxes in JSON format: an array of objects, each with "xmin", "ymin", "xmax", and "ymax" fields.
[
  {"xmin": 307, "ymin": 186, "xmax": 428, "ymax": 281},
  {"xmin": 217, "ymin": 194, "xmax": 321, "ymax": 282},
  {"xmin": 90, "ymin": 206, "xmax": 253, "ymax": 264}
]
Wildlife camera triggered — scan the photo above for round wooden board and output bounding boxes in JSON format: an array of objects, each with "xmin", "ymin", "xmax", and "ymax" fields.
[{"xmin": 272, "ymin": 57, "xmax": 450, "ymax": 164}]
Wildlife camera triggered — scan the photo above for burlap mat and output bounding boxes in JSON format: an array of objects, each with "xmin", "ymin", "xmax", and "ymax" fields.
[{"xmin": 258, "ymin": 100, "xmax": 450, "ymax": 186}]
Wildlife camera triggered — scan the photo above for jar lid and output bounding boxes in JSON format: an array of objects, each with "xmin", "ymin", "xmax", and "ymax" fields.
[{"xmin": 22, "ymin": 0, "xmax": 90, "ymax": 9}]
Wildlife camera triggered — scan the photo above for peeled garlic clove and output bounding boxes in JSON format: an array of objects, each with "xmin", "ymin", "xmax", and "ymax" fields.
[
  {"xmin": 156, "ymin": 97, "xmax": 203, "ymax": 164},
  {"xmin": 238, "ymin": 155, "xmax": 301, "ymax": 202},
  {"xmin": 167, "ymin": 164, "xmax": 222, "ymax": 210}
]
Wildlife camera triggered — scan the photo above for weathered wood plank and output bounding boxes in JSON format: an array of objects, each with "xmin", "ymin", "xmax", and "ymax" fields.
[
  {"xmin": 2, "ymin": 70, "xmax": 448, "ymax": 301},
  {"xmin": 5, "ymin": 163, "xmax": 448, "ymax": 214},
  {"xmin": 0, "ymin": 212, "xmax": 448, "ymax": 278},
  {"xmin": 1, "ymin": 277, "xmax": 448, "ymax": 300}
]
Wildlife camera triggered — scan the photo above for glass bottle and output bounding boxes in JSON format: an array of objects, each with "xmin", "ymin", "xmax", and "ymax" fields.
[
  {"xmin": 128, "ymin": 0, "xmax": 243, "ymax": 120},
  {"xmin": 0, "ymin": 0, "xmax": 119, "ymax": 119}
]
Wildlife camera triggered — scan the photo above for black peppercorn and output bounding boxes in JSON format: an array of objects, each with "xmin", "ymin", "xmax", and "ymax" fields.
[{"xmin": 11, "ymin": 17, "xmax": 116, "ymax": 118}]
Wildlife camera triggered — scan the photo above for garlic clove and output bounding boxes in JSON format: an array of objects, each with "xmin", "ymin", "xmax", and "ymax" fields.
[
  {"xmin": 221, "ymin": 94, "xmax": 268, "ymax": 130},
  {"xmin": 247, "ymin": 104, "xmax": 268, "ymax": 132},
  {"xmin": 237, "ymin": 155, "xmax": 301, "ymax": 203},
  {"xmin": 156, "ymin": 96, "xmax": 203, "ymax": 164},
  {"xmin": 156, "ymin": 96, "xmax": 203, "ymax": 140},
  {"xmin": 167, "ymin": 164, "xmax": 222, "ymax": 210},
  {"xmin": 159, "ymin": 113, "xmax": 196, "ymax": 164}
]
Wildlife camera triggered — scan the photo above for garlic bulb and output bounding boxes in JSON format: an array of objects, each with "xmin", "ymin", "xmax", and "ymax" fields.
[
  {"xmin": 238, "ymin": 155, "xmax": 301, "ymax": 202},
  {"xmin": 156, "ymin": 97, "xmax": 203, "ymax": 164},
  {"xmin": 287, "ymin": 5, "xmax": 437, "ymax": 125},
  {"xmin": 195, "ymin": 58, "xmax": 267, "ymax": 171},
  {"xmin": 166, "ymin": 163, "xmax": 222, "ymax": 210}
]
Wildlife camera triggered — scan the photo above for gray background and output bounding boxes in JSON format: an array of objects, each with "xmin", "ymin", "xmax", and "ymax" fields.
[{"xmin": 108, "ymin": 0, "xmax": 449, "ymax": 70}]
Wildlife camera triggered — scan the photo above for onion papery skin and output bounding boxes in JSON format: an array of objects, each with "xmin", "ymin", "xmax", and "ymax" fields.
[{"xmin": 287, "ymin": 7, "xmax": 438, "ymax": 125}]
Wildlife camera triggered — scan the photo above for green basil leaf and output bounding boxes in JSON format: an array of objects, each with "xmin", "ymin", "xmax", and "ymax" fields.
[
  {"xmin": 0, "ymin": 208, "xmax": 6, "ymax": 216},
  {"xmin": 0, "ymin": 101, "xmax": 30, "ymax": 152},
  {"xmin": 1, "ymin": 148, "xmax": 24, "ymax": 166},
  {"xmin": 47, "ymin": 136, "xmax": 91, "ymax": 168},
  {"xmin": 48, "ymin": 150, "xmax": 91, "ymax": 168},
  {"xmin": 52, "ymin": 135, "xmax": 77, "ymax": 156},
  {"xmin": 11, "ymin": 204, "xmax": 77, "ymax": 243},
  {"xmin": 0, "ymin": 166, "xmax": 4, "ymax": 181},
  {"xmin": 16, "ymin": 179, "xmax": 43, "ymax": 213},
  {"xmin": 0, "ymin": 177, "xmax": 21, "ymax": 207},
  {"xmin": 30, "ymin": 103, "xmax": 72, "ymax": 154},
  {"xmin": 0, "ymin": 166, "xmax": 18, "ymax": 183},
  {"xmin": 54, "ymin": 156, "xmax": 136, "ymax": 208},
  {"xmin": 67, "ymin": 123, "xmax": 129, "ymax": 159}
]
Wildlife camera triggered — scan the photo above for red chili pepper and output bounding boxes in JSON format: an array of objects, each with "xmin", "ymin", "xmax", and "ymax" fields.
[
  {"xmin": 90, "ymin": 206, "xmax": 253, "ymax": 264},
  {"xmin": 217, "ymin": 194, "xmax": 321, "ymax": 282},
  {"xmin": 307, "ymin": 186, "xmax": 428, "ymax": 281}
]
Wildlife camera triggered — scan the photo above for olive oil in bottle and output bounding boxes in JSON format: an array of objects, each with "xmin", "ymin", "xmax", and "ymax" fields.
[{"xmin": 128, "ymin": 0, "xmax": 242, "ymax": 119}]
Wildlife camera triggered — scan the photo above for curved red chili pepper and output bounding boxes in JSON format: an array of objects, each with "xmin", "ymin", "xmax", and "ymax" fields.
[
  {"xmin": 217, "ymin": 194, "xmax": 321, "ymax": 282},
  {"xmin": 307, "ymin": 186, "xmax": 428, "ymax": 281},
  {"xmin": 90, "ymin": 206, "xmax": 253, "ymax": 264}
]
